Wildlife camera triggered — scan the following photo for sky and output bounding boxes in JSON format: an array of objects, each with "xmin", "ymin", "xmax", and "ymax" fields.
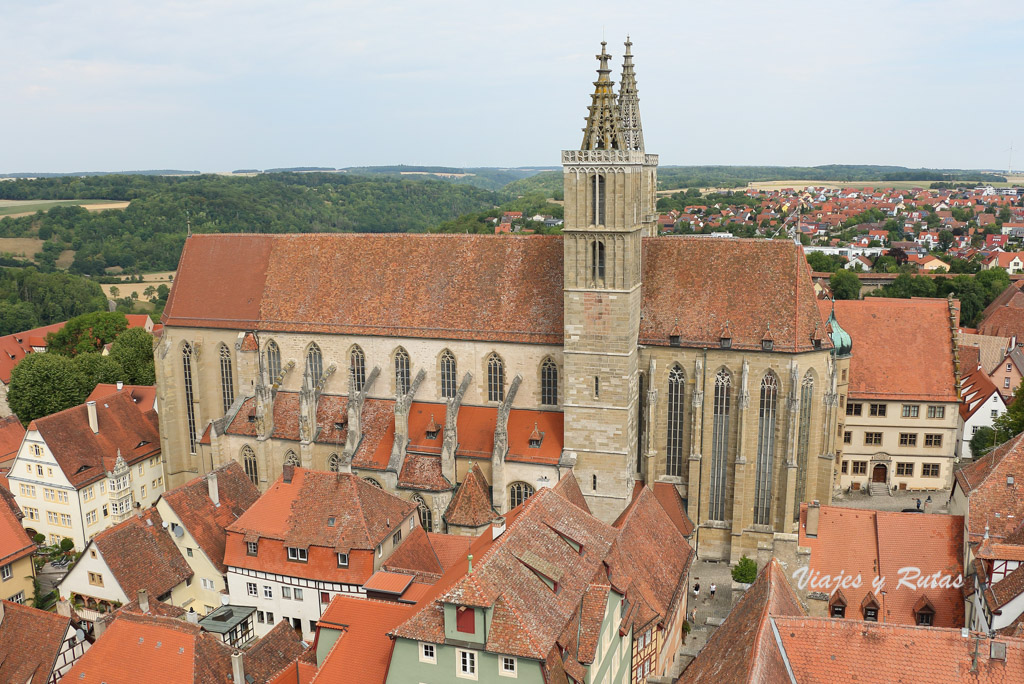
[{"xmin": 2, "ymin": 0, "xmax": 1023, "ymax": 173}]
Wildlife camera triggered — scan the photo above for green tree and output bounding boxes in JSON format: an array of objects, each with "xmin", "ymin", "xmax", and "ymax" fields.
[
  {"xmin": 108, "ymin": 327, "xmax": 155, "ymax": 385},
  {"xmin": 994, "ymin": 379, "xmax": 1024, "ymax": 441},
  {"xmin": 0, "ymin": 301, "xmax": 38, "ymax": 335},
  {"xmin": 830, "ymin": 269, "xmax": 861, "ymax": 300},
  {"xmin": 806, "ymin": 251, "xmax": 844, "ymax": 273},
  {"xmin": 732, "ymin": 556, "xmax": 758, "ymax": 584},
  {"xmin": 46, "ymin": 312, "xmax": 128, "ymax": 356},
  {"xmin": 938, "ymin": 230, "xmax": 954, "ymax": 251},
  {"xmin": 7, "ymin": 354, "xmax": 82, "ymax": 424},
  {"xmin": 72, "ymin": 354, "xmax": 125, "ymax": 396},
  {"xmin": 970, "ymin": 426, "xmax": 996, "ymax": 459}
]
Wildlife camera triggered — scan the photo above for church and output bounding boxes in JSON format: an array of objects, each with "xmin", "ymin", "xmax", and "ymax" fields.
[{"xmin": 155, "ymin": 40, "xmax": 847, "ymax": 561}]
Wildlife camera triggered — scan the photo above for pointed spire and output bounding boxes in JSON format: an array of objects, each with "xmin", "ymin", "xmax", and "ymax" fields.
[
  {"xmin": 581, "ymin": 41, "xmax": 625, "ymax": 151},
  {"xmin": 618, "ymin": 36, "xmax": 644, "ymax": 152}
]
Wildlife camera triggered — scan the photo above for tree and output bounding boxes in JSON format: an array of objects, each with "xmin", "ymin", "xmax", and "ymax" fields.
[
  {"xmin": 938, "ymin": 230, "xmax": 954, "ymax": 251},
  {"xmin": 830, "ymin": 270, "xmax": 861, "ymax": 300},
  {"xmin": 732, "ymin": 556, "xmax": 758, "ymax": 584},
  {"xmin": 806, "ymin": 251, "xmax": 843, "ymax": 273},
  {"xmin": 72, "ymin": 354, "xmax": 125, "ymax": 396},
  {"xmin": 970, "ymin": 426, "xmax": 996, "ymax": 459},
  {"xmin": 0, "ymin": 301, "xmax": 38, "ymax": 335},
  {"xmin": 109, "ymin": 286, "xmax": 119, "ymax": 298},
  {"xmin": 108, "ymin": 327, "xmax": 155, "ymax": 385},
  {"xmin": 46, "ymin": 311, "xmax": 128, "ymax": 356},
  {"xmin": 994, "ymin": 379, "xmax": 1024, "ymax": 441},
  {"xmin": 7, "ymin": 354, "xmax": 82, "ymax": 424},
  {"xmin": 887, "ymin": 247, "xmax": 908, "ymax": 265}
]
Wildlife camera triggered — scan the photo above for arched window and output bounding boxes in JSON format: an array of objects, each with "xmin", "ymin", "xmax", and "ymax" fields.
[
  {"xmin": 182, "ymin": 342, "xmax": 197, "ymax": 454},
  {"xmin": 795, "ymin": 372, "xmax": 814, "ymax": 518},
  {"xmin": 265, "ymin": 340, "xmax": 281, "ymax": 382},
  {"xmin": 284, "ymin": 450, "xmax": 299, "ymax": 466},
  {"xmin": 306, "ymin": 343, "xmax": 323, "ymax": 385},
  {"xmin": 591, "ymin": 240, "xmax": 606, "ymax": 282},
  {"xmin": 666, "ymin": 365, "xmax": 686, "ymax": 477},
  {"xmin": 394, "ymin": 348, "xmax": 411, "ymax": 395},
  {"xmin": 754, "ymin": 372, "xmax": 779, "ymax": 526},
  {"xmin": 591, "ymin": 174, "xmax": 606, "ymax": 226},
  {"xmin": 487, "ymin": 354, "xmax": 505, "ymax": 402},
  {"xmin": 440, "ymin": 350, "xmax": 457, "ymax": 399},
  {"xmin": 541, "ymin": 357, "xmax": 558, "ymax": 406},
  {"xmin": 508, "ymin": 482, "xmax": 534, "ymax": 510},
  {"xmin": 242, "ymin": 446, "xmax": 258, "ymax": 486},
  {"xmin": 328, "ymin": 453, "xmax": 341, "ymax": 473},
  {"xmin": 414, "ymin": 495, "xmax": 433, "ymax": 532},
  {"xmin": 350, "ymin": 345, "xmax": 366, "ymax": 392},
  {"xmin": 219, "ymin": 343, "xmax": 235, "ymax": 414},
  {"xmin": 363, "ymin": 478, "xmax": 383, "ymax": 489},
  {"xmin": 709, "ymin": 370, "xmax": 731, "ymax": 521}
]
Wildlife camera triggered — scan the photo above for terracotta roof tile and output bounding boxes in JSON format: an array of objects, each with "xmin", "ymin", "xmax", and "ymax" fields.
[
  {"xmin": 0, "ymin": 415, "xmax": 25, "ymax": 463},
  {"xmin": 0, "ymin": 600, "xmax": 72, "ymax": 684},
  {"xmin": 313, "ymin": 596, "xmax": 416, "ymax": 684},
  {"xmin": 397, "ymin": 452, "xmax": 451, "ymax": 492},
  {"xmin": 86, "ymin": 383, "xmax": 157, "ymax": 413},
  {"xmin": 827, "ymin": 298, "xmax": 958, "ymax": 401},
  {"xmin": 31, "ymin": 391, "xmax": 160, "ymax": 488},
  {"xmin": 426, "ymin": 532, "xmax": 473, "ymax": 572},
  {"xmin": 382, "ymin": 526, "xmax": 443, "ymax": 581},
  {"xmin": 444, "ymin": 463, "xmax": 497, "ymax": 527},
  {"xmin": 954, "ymin": 433, "xmax": 1024, "ymax": 542},
  {"xmin": 159, "ymin": 461, "xmax": 260, "ymax": 574},
  {"xmin": 650, "ymin": 482, "xmax": 695, "ymax": 537},
  {"xmin": 0, "ymin": 322, "xmax": 65, "ymax": 384},
  {"xmin": 0, "ymin": 485, "xmax": 34, "ymax": 567},
  {"xmin": 243, "ymin": 619, "xmax": 314, "ymax": 682}
]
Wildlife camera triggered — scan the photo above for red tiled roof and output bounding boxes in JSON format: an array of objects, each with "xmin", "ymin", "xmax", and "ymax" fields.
[
  {"xmin": 798, "ymin": 505, "xmax": 964, "ymax": 628},
  {"xmin": 243, "ymin": 619, "xmax": 315, "ymax": 682},
  {"xmin": 443, "ymin": 463, "xmax": 496, "ymax": 528},
  {"xmin": 225, "ymin": 392, "xmax": 351, "ymax": 447},
  {"xmin": 0, "ymin": 600, "xmax": 72, "ymax": 684},
  {"xmin": 86, "ymin": 383, "xmax": 157, "ymax": 413},
  {"xmin": 0, "ymin": 415, "xmax": 25, "ymax": 463},
  {"xmin": 30, "ymin": 391, "xmax": 160, "ymax": 488},
  {"xmin": 960, "ymin": 365, "xmax": 1001, "ymax": 421},
  {"xmin": 84, "ymin": 508, "xmax": 194, "ymax": 599},
  {"xmin": 827, "ymin": 298, "xmax": 958, "ymax": 402},
  {"xmin": 979, "ymin": 306, "xmax": 1024, "ymax": 340},
  {"xmin": 775, "ymin": 617, "xmax": 1024, "ymax": 683},
  {"xmin": 0, "ymin": 322, "xmax": 65, "ymax": 384},
  {"xmin": 426, "ymin": 532, "xmax": 473, "ymax": 572},
  {"xmin": 682, "ymin": 559, "xmax": 803, "ymax": 683},
  {"xmin": 650, "ymin": 482, "xmax": 695, "ymax": 537},
  {"xmin": 363, "ymin": 570, "xmax": 414, "ymax": 595},
  {"xmin": 0, "ymin": 484, "xmax": 34, "ymax": 568},
  {"xmin": 164, "ymin": 234, "xmax": 826, "ymax": 352},
  {"xmin": 382, "ymin": 526, "xmax": 444, "ymax": 582},
  {"xmin": 313, "ymin": 595, "xmax": 416, "ymax": 684},
  {"xmin": 954, "ymin": 433, "xmax": 1024, "ymax": 542},
  {"xmin": 397, "ymin": 452, "xmax": 451, "ymax": 492},
  {"xmin": 159, "ymin": 461, "xmax": 260, "ymax": 574}
]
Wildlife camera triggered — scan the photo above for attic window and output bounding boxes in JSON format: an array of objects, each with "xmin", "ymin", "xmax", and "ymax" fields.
[
  {"xmin": 669, "ymin": 333, "xmax": 681, "ymax": 347},
  {"xmin": 529, "ymin": 436, "xmax": 542, "ymax": 448},
  {"xmin": 426, "ymin": 427, "xmax": 440, "ymax": 440},
  {"xmin": 247, "ymin": 413, "xmax": 256, "ymax": 423},
  {"xmin": 812, "ymin": 337, "xmax": 822, "ymax": 350},
  {"xmin": 136, "ymin": 440, "xmax": 149, "ymax": 448},
  {"xmin": 762, "ymin": 339, "xmax": 774, "ymax": 351},
  {"xmin": 915, "ymin": 605, "xmax": 934, "ymax": 626},
  {"xmin": 327, "ymin": 517, "xmax": 336, "ymax": 527},
  {"xmin": 720, "ymin": 336, "xmax": 732, "ymax": 349},
  {"xmin": 334, "ymin": 421, "xmax": 346, "ymax": 431}
]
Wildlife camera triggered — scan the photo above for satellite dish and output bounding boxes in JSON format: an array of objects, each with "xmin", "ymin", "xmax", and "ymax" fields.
[
  {"xmin": 173, "ymin": 526, "xmax": 184, "ymax": 538},
  {"xmin": 75, "ymin": 628, "xmax": 86, "ymax": 643},
  {"xmin": 220, "ymin": 595, "xmax": 230, "ymax": 606},
  {"xmin": 161, "ymin": 521, "xmax": 169, "ymax": 529}
]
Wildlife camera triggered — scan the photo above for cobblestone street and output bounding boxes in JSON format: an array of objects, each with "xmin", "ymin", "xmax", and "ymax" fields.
[{"xmin": 831, "ymin": 487, "xmax": 952, "ymax": 514}]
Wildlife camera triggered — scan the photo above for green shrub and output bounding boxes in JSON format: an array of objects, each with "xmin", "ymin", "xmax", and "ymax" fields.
[{"xmin": 732, "ymin": 556, "xmax": 758, "ymax": 584}]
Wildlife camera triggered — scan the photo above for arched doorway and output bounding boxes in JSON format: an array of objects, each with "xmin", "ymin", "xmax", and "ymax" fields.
[{"xmin": 872, "ymin": 463, "xmax": 887, "ymax": 483}]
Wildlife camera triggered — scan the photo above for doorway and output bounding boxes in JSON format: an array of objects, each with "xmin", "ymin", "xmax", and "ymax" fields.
[{"xmin": 872, "ymin": 464, "xmax": 887, "ymax": 483}]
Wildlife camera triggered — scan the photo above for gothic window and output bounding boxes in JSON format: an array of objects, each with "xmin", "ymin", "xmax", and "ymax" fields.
[
  {"xmin": 440, "ymin": 350, "xmax": 457, "ymax": 399},
  {"xmin": 540, "ymin": 357, "xmax": 558, "ymax": 406},
  {"xmin": 754, "ymin": 372, "xmax": 779, "ymax": 527},
  {"xmin": 219, "ymin": 343, "xmax": 235, "ymax": 414},
  {"xmin": 395, "ymin": 348, "xmax": 411, "ymax": 395},
  {"xmin": 242, "ymin": 446, "xmax": 258, "ymax": 486},
  {"xmin": 590, "ymin": 240, "xmax": 606, "ymax": 282},
  {"xmin": 415, "ymin": 495, "xmax": 433, "ymax": 532},
  {"xmin": 363, "ymin": 478, "xmax": 383, "ymax": 489},
  {"xmin": 795, "ymin": 372, "xmax": 814, "ymax": 519},
  {"xmin": 487, "ymin": 354, "xmax": 505, "ymax": 402},
  {"xmin": 591, "ymin": 174, "xmax": 606, "ymax": 226},
  {"xmin": 666, "ymin": 365, "xmax": 686, "ymax": 477},
  {"xmin": 265, "ymin": 340, "xmax": 281, "ymax": 382},
  {"xmin": 508, "ymin": 481, "xmax": 534, "ymax": 510},
  {"xmin": 709, "ymin": 370, "xmax": 731, "ymax": 521},
  {"xmin": 182, "ymin": 342, "xmax": 197, "ymax": 454},
  {"xmin": 284, "ymin": 450, "xmax": 299, "ymax": 467},
  {"xmin": 327, "ymin": 453, "xmax": 341, "ymax": 473},
  {"xmin": 350, "ymin": 345, "xmax": 366, "ymax": 392},
  {"xmin": 306, "ymin": 343, "xmax": 324, "ymax": 385}
]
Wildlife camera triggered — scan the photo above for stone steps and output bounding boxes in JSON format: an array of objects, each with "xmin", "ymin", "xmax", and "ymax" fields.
[{"xmin": 868, "ymin": 482, "xmax": 890, "ymax": 496}]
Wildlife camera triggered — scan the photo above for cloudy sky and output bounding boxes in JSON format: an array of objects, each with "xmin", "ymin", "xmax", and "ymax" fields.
[{"xmin": 3, "ymin": 0, "xmax": 1022, "ymax": 172}]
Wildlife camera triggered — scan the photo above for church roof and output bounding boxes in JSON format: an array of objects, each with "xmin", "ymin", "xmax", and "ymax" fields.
[{"xmin": 164, "ymin": 234, "xmax": 828, "ymax": 354}]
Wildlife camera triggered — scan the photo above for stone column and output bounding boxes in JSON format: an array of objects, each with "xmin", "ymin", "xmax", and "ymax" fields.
[
  {"xmin": 687, "ymin": 357, "xmax": 704, "ymax": 525},
  {"xmin": 783, "ymin": 361, "xmax": 800, "ymax": 528},
  {"xmin": 730, "ymin": 359, "xmax": 750, "ymax": 562},
  {"xmin": 441, "ymin": 373, "xmax": 472, "ymax": 485},
  {"xmin": 491, "ymin": 375, "xmax": 522, "ymax": 514}
]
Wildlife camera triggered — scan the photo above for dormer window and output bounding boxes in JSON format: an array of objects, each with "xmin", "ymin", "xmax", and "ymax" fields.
[
  {"xmin": 456, "ymin": 606, "xmax": 475, "ymax": 634},
  {"xmin": 246, "ymin": 541, "xmax": 258, "ymax": 556},
  {"xmin": 762, "ymin": 339, "xmax": 774, "ymax": 351},
  {"xmin": 286, "ymin": 547, "xmax": 308, "ymax": 563},
  {"xmin": 425, "ymin": 414, "xmax": 441, "ymax": 440},
  {"xmin": 529, "ymin": 423, "xmax": 543, "ymax": 449},
  {"xmin": 720, "ymin": 336, "xmax": 732, "ymax": 349},
  {"xmin": 914, "ymin": 595, "xmax": 935, "ymax": 626},
  {"xmin": 247, "ymin": 413, "xmax": 256, "ymax": 423},
  {"xmin": 829, "ymin": 590, "xmax": 847, "ymax": 618},
  {"xmin": 861, "ymin": 592, "xmax": 880, "ymax": 622},
  {"xmin": 337, "ymin": 553, "xmax": 349, "ymax": 568}
]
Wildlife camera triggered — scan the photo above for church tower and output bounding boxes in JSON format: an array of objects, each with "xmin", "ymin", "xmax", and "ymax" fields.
[{"xmin": 562, "ymin": 40, "xmax": 658, "ymax": 521}]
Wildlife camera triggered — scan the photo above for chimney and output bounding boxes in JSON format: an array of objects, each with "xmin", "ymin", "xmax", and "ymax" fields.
[
  {"xmin": 186, "ymin": 608, "xmax": 199, "ymax": 624},
  {"xmin": 283, "ymin": 464, "xmax": 295, "ymax": 484},
  {"xmin": 491, "ymin": 516, "xmax": 506, "ymax": 541},
  {"xmin": 138, "ymin": 588, "xmax": 150, "ymax": 614},
  {"xmin": 207, "ymin": 471, "xmax": 220, "ymax": 507},
  {"xmin": 231, "ymin": 651, "xmax": 245, "ymax": 684},
  {"xmin": 116, "ymin": 380, "xmax": 124, "ymax": 390},
  {"xmin": 93, "ymin": 616, "xmax": 107, "ymax": 638},
  {"xmin": 56, "ymin": 599, "xmax": 72, "ymax": 617},
  {"xmin": 86, "ymin": 401, "xmax": 98, "ymax": 434},
  {"xmin": 806, "ymin": 501, "xmax": 820, "ymax": 537}
]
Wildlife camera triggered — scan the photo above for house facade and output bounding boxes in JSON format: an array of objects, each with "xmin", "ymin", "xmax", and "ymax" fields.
[
  {"xmin": 0, "ymin": 489, "xmax": 36, "ymax": 606},
  {"xmin": 958, "ymin": 366, "xmax": 1006, "ymax": 460},
  {"xmin": 8, "ymin": 392, "xmax": 164, "ymax": 549}
]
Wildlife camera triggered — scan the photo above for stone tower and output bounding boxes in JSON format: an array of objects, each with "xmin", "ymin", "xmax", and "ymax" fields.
[{"xmin": 561, "ymin": 40, "xmax": 658, "ymax": 522}]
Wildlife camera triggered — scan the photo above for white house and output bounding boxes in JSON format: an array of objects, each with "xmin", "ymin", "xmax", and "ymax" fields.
[
  {"xmin": 8, "ymin": 392, "xmax": 164, "ymax": 549},
  {"xmin": 958, "ymin": 366, "xmax": 1007, "ymax": 460}
]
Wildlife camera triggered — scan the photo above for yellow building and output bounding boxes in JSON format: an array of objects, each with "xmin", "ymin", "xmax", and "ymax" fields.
[{"xmin": 0, "ymin": 488, "xmax": 36, "ymax": 605}]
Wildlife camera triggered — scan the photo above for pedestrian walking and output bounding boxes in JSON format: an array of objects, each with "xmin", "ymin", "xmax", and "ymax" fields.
[
  {"xmin": 709, "ymin": 582, "xmax": 717, "ymax": 601},
  {"xmin": 916, "ymin": 498, "xmax": 922, "ymax": 511},
  {"xmin": 689, "ymin": 607, "xmax": 697, "ymax": 626},
  {"xmin": 693, "ymin": 579, "xmax": 700, "ymax": 601}
]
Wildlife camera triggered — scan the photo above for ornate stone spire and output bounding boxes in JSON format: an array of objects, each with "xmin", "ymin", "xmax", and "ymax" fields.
[
  {"xmin": 618, "ymin": 36, "xmax": 644, "ymax": 152},
  {"xmin": 581, "ymin": 41, "xmax": 625, "ymax": 151}
]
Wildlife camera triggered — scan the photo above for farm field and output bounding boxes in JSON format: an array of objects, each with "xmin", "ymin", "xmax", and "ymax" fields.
[
  {"xmin": 100, "ymin": 271, "xmax": 176, "ymax": 301},
  {"xmin": 0, "ymin": 237, "xmax": 44, "ymax": 258},
  {"xmin": 0, "ymin": 199, "xmax": 129, "ymax": 218}
]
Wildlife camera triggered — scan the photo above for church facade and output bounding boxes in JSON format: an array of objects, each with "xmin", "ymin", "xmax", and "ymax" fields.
[{"xmin": 155, "ymin": 40, "xmax": 845, "ymax": 561}]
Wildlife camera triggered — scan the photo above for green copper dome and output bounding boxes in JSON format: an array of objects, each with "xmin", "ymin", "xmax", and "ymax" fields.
[{"xmin": 827, "ymin": 306, "xmax": 852, "ymax": 358}]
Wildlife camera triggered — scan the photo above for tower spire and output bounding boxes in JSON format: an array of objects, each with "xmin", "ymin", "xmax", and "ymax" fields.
[
  {"xmin": 618, "ymin": 36, "xmax": 644, "ymax": 152},
  {"xmin": 581, "ymin": 41, "xmax": 625, "ymax": 151}
]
